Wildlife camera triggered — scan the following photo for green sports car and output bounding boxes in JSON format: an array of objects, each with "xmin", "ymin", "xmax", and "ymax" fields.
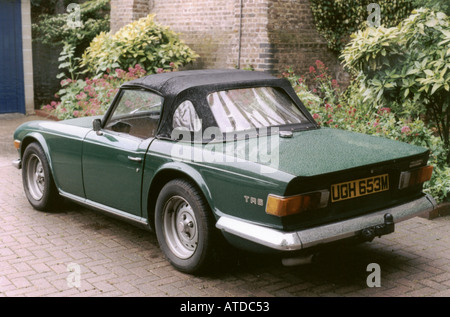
[{"xmin": 13, "ymin": 69, "xmax": 435, "ymax": 274}]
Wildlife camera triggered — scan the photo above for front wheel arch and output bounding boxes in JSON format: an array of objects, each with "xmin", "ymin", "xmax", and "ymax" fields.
[
  {"xmin": 21, "ymin": 141, "xmax": 60, "ymax": 211},
  {"xmin": 20, "ymin": 135, "xmax": 54, "ymax": 174}
]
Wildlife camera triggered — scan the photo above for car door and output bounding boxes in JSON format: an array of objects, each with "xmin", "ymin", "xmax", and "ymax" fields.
[{"xmin": 82, "ymin": 89, "xmax": 163, "ymax": 216}]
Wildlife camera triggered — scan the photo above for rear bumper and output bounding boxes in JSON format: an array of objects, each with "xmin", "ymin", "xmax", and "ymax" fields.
[{"xmin": 215, "ymin": 194, "xmax": 436, "ymax": 251}]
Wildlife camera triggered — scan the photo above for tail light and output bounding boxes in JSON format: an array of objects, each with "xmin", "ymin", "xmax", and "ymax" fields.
[
  {"xmin": 398, "ymin": 165, "xmax": 433, "ymax": 189},
  {"xmin": 266, "ymin": 190, "xmax": 329, "ymax": 217}
]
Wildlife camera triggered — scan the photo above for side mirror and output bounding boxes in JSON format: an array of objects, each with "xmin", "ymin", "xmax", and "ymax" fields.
[{"xmin": 93, "ymin": 118, "xmax": 103, "ymax": 136}]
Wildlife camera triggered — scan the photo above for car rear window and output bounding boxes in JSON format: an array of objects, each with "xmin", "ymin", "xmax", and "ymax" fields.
[{"xmin": 207, "ymin": 87, "xmax": 307, "ymax": 132}]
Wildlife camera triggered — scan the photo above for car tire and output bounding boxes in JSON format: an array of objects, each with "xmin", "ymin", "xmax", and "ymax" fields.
[
  {"xmin": 22, "ymin": 142, "xmax": 60, "ymax": 211},
  {"xmin": 155, "ymin": 179, "xmax": 217, "ymax": 274}
]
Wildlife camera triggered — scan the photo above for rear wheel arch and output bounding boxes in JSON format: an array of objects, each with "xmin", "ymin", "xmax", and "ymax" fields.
[{"xmin": 146, "ymin": 166, "xmax": 215, "ymax": 231}]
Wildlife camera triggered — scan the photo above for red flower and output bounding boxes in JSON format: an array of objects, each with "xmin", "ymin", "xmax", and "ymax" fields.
[
  {"xmin": 315, "ymin": 60, "xmax": 325, "ymax": 69},
  {"xmin": 401, "ymin": 126, "xmax": 411, "ymax": 134}
]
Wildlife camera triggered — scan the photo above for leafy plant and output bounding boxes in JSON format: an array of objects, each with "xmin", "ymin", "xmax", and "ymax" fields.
[
  {"xmin": 31, "ymin": 0, "xmax": 60, "ymax": 16},
  {"xmin": 56, "ymin": 43, "xmax": 86, "ymax": 82},
  {"xmin": 341, "ymin": 8, "xmax": 450, "ymax": 163},
  {"xmin": 412, "ymin": 0, "xmax": 450, "ymax": 16},
  {"xmin": 32, "ymin": 0, "xmax": 110, "ymax": 57},
  {"xmin": 82, "ymin": 14, "xmax": 199, "ymax": 77}
]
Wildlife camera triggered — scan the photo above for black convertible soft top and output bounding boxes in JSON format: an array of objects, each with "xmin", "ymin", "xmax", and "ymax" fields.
[
  {"xmin": 118, "ymin": 69, "xmax": 317, "ymax": 139},
  {"xmin": 121, "ymin": 69, "xmax": 286, "ymax": 97}
]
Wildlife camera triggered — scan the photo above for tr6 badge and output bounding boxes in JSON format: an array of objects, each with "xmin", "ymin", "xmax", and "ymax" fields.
[{"xmin": 244, "ymin": 195, "xmax": 264, "ymax": 206}]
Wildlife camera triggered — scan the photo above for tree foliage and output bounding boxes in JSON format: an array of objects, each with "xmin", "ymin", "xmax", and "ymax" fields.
[{"xmin": 32, "ymin": 0, "xmax": 110, "ymax": 57}]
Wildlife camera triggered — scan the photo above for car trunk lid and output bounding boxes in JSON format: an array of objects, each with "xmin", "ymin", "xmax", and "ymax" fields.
[{"xmin": 271, "ymin": 127, "xmax": 428, "ymax": 177}]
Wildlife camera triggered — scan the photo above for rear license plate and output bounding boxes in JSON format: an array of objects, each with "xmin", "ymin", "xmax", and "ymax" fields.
[{"xmin": 331, "ymin": 174, "xmax": 389, "ymax": 203}]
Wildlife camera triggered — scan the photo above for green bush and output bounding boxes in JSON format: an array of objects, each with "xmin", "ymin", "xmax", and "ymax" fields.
[
  {"xmin": 412, "ymin": 0, "xmax": 450, "ymax": 16},
  {"xmin": 309, "ymin": 0, "xmax": 414, "ymax": 52},
  {"xmin": 82, "ymin": 14, "xmax": 199, "ymax": 77},
  {"xmin": 341, "ymin": 8, "xmax": 450, "ymax": 163}
]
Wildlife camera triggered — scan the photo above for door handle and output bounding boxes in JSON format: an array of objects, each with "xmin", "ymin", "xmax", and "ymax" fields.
[{"xmin": 128, "ymin": 156, "xmax": 142, "ymax": 163}]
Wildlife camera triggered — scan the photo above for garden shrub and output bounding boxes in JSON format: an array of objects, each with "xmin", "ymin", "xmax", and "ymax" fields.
[
  {"xmin": 57, "ymin": 42, "xmax": 86, "ymax": 82},
  {"xmin": 341, "ymin": 8, "xmax": 450, "ymax": 163},
  {"xmin": 82, "ymin": 14, "xmax": 199, "ymax": 77},
  {"xmin": 32, "ymin": 0, "xmax": 110, "ymax": 57},
  {"xmin": 33, "ymin": 0, "xmax": 111, "ymax": 92},
  {"xmin": 412, "ymin": 0, "xmax": 450, "ymax": 16},
  {"xmin": 309, "ymin": 0, "xmax": 414, "ymax": 52}
]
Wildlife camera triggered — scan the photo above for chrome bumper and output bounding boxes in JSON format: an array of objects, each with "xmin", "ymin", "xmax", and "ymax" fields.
[
  {"xmin": 215, "ymin": 194, "xmax": 436, "ymax": 251},
  {"xmin": 12, "ymin": 159, "xmax": 21, "ymax": 169}
]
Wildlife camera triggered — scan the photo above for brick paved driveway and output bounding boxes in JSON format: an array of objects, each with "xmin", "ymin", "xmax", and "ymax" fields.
[{"xmin": 1, "ymin": 114, "xmax": 450, "ymax": 297}]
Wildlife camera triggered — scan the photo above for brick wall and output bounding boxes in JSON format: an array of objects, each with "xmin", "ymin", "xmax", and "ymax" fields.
[
  {"xmin": 110, "ymin": 0, "xmax": 347, "ymax": 80},
  {"xmin": 110, "ymin": 0, "xmax": 149, "ymax": 31},
  {"xmin": 267, "ymin": 0, "xmax": 347, "ymax": 81},
  {"xmin": 146, "ymin": 0, "xmax": 239, "ymax": 69}
]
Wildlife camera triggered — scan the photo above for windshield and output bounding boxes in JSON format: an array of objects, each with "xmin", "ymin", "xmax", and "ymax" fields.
[{"xmin": 207, "ymin": 87, "xmax": 308, "ymax": 132}]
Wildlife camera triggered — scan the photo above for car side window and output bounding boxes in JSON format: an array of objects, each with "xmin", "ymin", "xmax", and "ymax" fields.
[
  {"xmin": 104, "ymin": 89, "xmax": 163, "ymax": 139},
  {"xmin": 172, "ymin": 100, "xmax": 201, "ymax": 132}
]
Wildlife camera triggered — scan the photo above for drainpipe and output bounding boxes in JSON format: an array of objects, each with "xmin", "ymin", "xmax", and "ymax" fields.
[{"xmin": 237, "ymin": 0, "xmax": 243, "ymax": 69}]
